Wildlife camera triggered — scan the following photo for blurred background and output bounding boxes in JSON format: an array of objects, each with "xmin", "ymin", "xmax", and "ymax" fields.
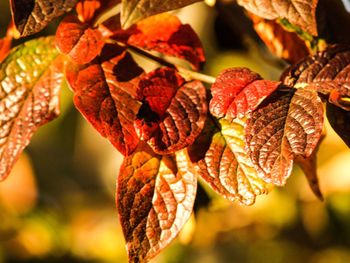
[{"xmin": 2, "ymin": 0, "xmax": 350, "ymax": 262}]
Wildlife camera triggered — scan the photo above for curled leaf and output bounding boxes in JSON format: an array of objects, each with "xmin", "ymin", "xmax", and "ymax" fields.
[
  {"xmin": 56, "ymin": 15, "xmax": 104, "ymax": 65},
  {"xmin": 123, "ymin": 13, "xmax": 205, "ymax": 70},
  {"xmin": 246, "ymin": 89, "xmax": 324, "ymax": 185},
  {"xmin": 135, "ymin": 68, "xmax": 207, "ymax": 155},
  {"xmin": 192, "ymin": 117, "xmax": 271, "ymax": 205},
  {"xmin": 121, "ymin": 0, "xmax": 201, "ymax": 29},
  {"xmin": 68, "ymin": 44, "xmax": 144, "ymax": 155},
  {"xmin": 210, "ymin": 68, "xmax": 280, "ymax": 121},
  {"xmin": 237, "ymin": 0, "xmax": 319, "ymax": 36},
  {"xmin": 117, "ymin": 143, "xmax": 197, "ymax": 262},
  {"xmin": 0, "ymin": 37, "xmax": 63, "ymax": 181},
  {"xmin": 326, "ymin": 102, "xmax": 350, "ymax": 148},
  {"xmin": 10, "ymin": 0, "xmax": 78, "ymax": 37}
]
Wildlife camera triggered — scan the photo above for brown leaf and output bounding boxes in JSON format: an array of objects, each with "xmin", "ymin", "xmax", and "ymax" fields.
[
  {"xmin": 210, "ymin": 67, "xmax": 280, "ymax": 121},
  {"xmin": 135, "ymin": 68, "xmax": 207, "ymax": 155},
  {"xmin": 237, "ymin": 0, "xmax": 319, "ymax": 36},
  {"xmin": 121, "ymin": 0, "xmax": 201, "ymax": 29},
  {"xmin": 282, "ymin": 44, "xmax": 350, "ymax": 110},
  {"xmin": 249, "ymin": 14, "xmax": 310, "ymax": 63},
  {"xmin": 68, "ymin": 44, "xmax": 144, "ymax": 155},
  {"xmin": 117, "ymin": 143, "xmax": 197, "ymax": 262},
  {"xmin": 56, "ymin": 15, "xmax": 104, "ymax": 65},
  {"xmin": 10, "ymin": 0, "xmax": 78, "ymax": 38},
  {"xmin": 0, "ymin": 22, "xmax": 15, "ymax": 63},
  {"xmin": 326, "ymin": 102, "xmax": 350, "ymax": 148},
  {"xmin": 0, "ymin": 37, "xmax": 63, "ymax": 181},
  {"xmin": 245, "ymin": 89, "xmax": 324, "ymax": 185}
]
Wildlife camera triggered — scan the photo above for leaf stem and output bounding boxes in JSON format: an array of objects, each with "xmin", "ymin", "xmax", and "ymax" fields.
[{"xmin": 93, "ymin": 3, "xmax": 121, "ymax": 27}]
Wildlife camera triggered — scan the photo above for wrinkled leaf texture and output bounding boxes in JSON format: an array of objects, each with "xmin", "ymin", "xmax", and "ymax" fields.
[
  {"xmin": 0, "ymin": 37, "xmax": 63, "ymax": 181},
  {"xmin": 67, "ymin": 44, "xmax": 144, "ymax": 156},
  {"xmin": 117, "ymin": 143, "xmax": 197, "ymax": 262},
  {"xmin": 56, "ymin": 15, "xmax": 104, "ymax": 64},
  {"xmin": 135, "ymin": 68, "xmax": 207, "ymax": 155},
  {"xmin": 282, "ymin": 44, "xmax": 350, "ymax": 110},
  {"xmin": 121, "ymin": 0, "xmax": 201, "ymax": 29},
  {"xmin": 246, "ymin": 89, "xmax": 323, "ymax": 185},
  {"xmin": 10, "ymin": 0, "xmax": 78, "ymax": 37},
  {"xmin": 237, "ymin": 0, "xmax": 318, "ymax": 36},
  {"xmin": 210, "ymin": 68, "xmax": 280, "ymax": 121}
]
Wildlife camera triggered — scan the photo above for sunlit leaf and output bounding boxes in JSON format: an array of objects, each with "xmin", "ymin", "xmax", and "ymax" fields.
[
  {"xmin": 68, "ymin": 44, "xmax": 144, "ymax": 156},
  {"xmin": 326, "ymin": 102, "xmax": 350, "ymax": 148},
  {"xmin": 237, "ymin": 0, "xmax": 319, "ymax": 35},
  {"xmin": 117, "ymin": 143, "xmax": 197, "ymax": 262},
  {"xmin": 10, "ymin": 0, "xmax": 78, "ymax": 37},
  {"xmin": 123, "ymin": 13, "xmax": 205, "ymax": 70},
  {"xmin": 121, "ymin": 0, "xmax": 201, "ymax": 29},
  {"xmin": 193, "ymin": 117, "xmax": 271, "ymax": 205},
  {"xmin": 0, "ymin": 22, "xmax": 15, "ymax": 63},
  {"xmin": 245, "ymin": 89, "xmax": 324, "ymax": 185},
  {"xmin": 135, "ymin": 68, "xmax": 207, "ymax": 154},
  {"xmin": 0, "ymin": 37, "xmax": 63, "ymax": 181},
  {"xmin": 56, "ymin": 15, "xmax": 104, "ymax": 65},
  {"xmin": 282, "ymin": 45, "xmax": 350, "ymax": 110},
  {"xmin": 249, "ymin": 14, "xmax": 310, "ymax": 63},
  {"xmin": 210, "ymin": 67, "xmax": 279, "ymax": 121},
  {"xmin": 76, "ymin": 0, "xmax": 121, "ymax": 23}
]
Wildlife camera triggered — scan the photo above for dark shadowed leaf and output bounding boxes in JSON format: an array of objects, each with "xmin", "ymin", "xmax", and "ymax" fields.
[
  {"xmin": 0, "ymin": 37, "xmax": 63, "ymax": 181},
  {"xmin": 123, "ymin": 13, "xmax": 205, "ymax": 70},
  {"xmin": 249, "ymin": 14, "xmax": 310, "ymax": 63},
  {"xmin": 121, "ymin": 0, "xmax": 201, "ymax": 29},
  {"xmin": 56, "ymin": 15, "xmax": 104, "ymax": 65},
  {"xmin": 135, "ymin": 68, "xmax": 207, "ymax": 155},
  {"xmin": 210, "ymin": 68, "xmax": 279, "ymax": 121},
  {"xmin": 326, "ymin": 102, "xmax": 350, "ymax": 148},
  {"xmin": 117, "ymin": 143, "xmax": 197, "ymax": 262},
  {"xmin": 67, "ymin": 44, "xmax": 144, "ymax": 155},
  {"xmin": 246, "ymin": 89, "xmax": 323, "ymax": 185},
  {"xmin": 0, "ymin": 22, "xmax": 15, "ymax": 63},
  {"xmin": 192, "ymin": 117, "xmax": 271, "ymax": 205},
  {"xmin": 237, "ymin": 0, "xmax": 319, "ymax": 35},
  {"xmin": 10, "ymin": 0, "xmax": 78, "ymax": 37},
  {"xmin": 282, "ymin": 45, "xmax": 350, "ymax": 110}
]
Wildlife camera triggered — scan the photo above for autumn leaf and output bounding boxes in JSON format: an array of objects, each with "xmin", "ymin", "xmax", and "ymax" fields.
[
  {"xmin": 121, "ymin": 13, "xmax": 205, "ymax": 70},
  {"xmin": 249, "ymin": 14, "xmax": 310, "ymax": 63},
  {"xmin": 282, "ymin": 45, "xmax": 350, "ymax": 110},
  {"xmin": 210, "ymin": 68, "xmax": 280, "ymax": 121},
  {"xmin": 0, "ymin": 22, "xmax": 15, "ymax": 63},
  {"xmin": 0, "ymin": 37, "xmax": 63, "ymax": 181},
  {"xmin": 121, "ymin": 0, "xmax": 201, "ymax": 29},
  {"xmin": 192, "ymin": 117, "xmax": 271, "ymax": 205},
  {"xmin": 56, "ymin": 15, "xmax": 104, "ymax": 65},
  {"xmin": 117, "ymin": 143, "xmax": 197, "ymax": 262},
  {"xmin": 245, "ymin": 89, "xmax": 324, "ymax": 185},
  {"xmin": 76, "ymin": 0, "xmax": 121, "ymax": 23},
  {"xmin": 326, "ymin": 102, "xmax": 350, "ymax": 148},
  {"xmin": 10, "ymin": 0, "xmax": 78, "ymax": 38},
  {"xmin": 134, "ymin": 68, "xmax": 207, "ymax": 155},
  {"xmin": 68, "ymin": 44, "xmax": 144, "ymax": 156}
]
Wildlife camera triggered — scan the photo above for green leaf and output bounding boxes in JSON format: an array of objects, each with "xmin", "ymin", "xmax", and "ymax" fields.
[
  {"xmin": 121, "ymin": 0, "xmax": 202, "ymax": 29},
  {"xmin": 0, "ymin": 36, "xmax": 63, "ymax": 181}
]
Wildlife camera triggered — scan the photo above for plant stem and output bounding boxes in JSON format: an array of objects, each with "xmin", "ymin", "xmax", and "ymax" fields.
[{"xmin": 93, "ymin": 3, "xmax": 121, "ymax": 27}]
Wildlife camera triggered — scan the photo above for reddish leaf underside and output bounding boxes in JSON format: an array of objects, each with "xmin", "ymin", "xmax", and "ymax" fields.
[
  {"xmin": 56, "ymin": 15, "xmax": 104, "ymax": 65},
  {"xmin": 135, "ymin": 68, "xmax": 207, "ymax": 155},
  {"xmin": 0, "ymin": 37, "xmax": 63, "ymax": 181},
  {"xmin": 68, "ymin": 44, "xmax": 144, "ymax": 156},
  {"xmin": 116, "ymin": 13, "xmax": 205, "ymax": 70},
  {"xmin": 237, "ymin": 0, "xmax": 319, "ymax": 36},
  {"xmin": 210, "ymin": 67, "xmax": 280, "ymax": 120},
  {"xmin": 282, "ymin": 44, "xmax": 350, "ymax": 110},
  {"xmin": 10, "ymin": 0, "xmax": 78, "ymax": 37},
  {"xmin": 245, "ymin": 89, "xmax": 324, "ymax": 185},
  {"xmin": 117, "ymin": 143, "xmax": 197, "ymax": 262}
]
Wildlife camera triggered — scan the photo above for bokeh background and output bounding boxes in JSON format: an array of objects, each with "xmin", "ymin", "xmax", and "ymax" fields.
[{"xmin": 2, "ymin": 0, "xmax": 350, "ymax": 262}]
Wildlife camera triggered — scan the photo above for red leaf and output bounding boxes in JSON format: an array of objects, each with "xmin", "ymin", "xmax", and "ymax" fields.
[
  {"xmin": 68, "ymin": 44, "xmax": 144, "ymax": 155},
  {"xmin": 210, "ymin": 68, "xmax": 280, "ymax": 120},
  {"xmin": 117, "ymin": 143, "xmax": 197, "ymax": 262},
  {"xmin": 0, "ymin": 22, "xmax": 15, "ymax": 63},
  {"xmin": 56, "ymin": 15, "xmax": 104, "ymax": 64},
  {"xmin": 135, "ymin": 68, "xmax": 207, "ymax": 154},
  {"xmin": 116, "ymin": 13, "xmax": 205, "ymax": 70},
  {"xmin": 76, "ymin": 0, "xmax": 121, "ymax": 23}
]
